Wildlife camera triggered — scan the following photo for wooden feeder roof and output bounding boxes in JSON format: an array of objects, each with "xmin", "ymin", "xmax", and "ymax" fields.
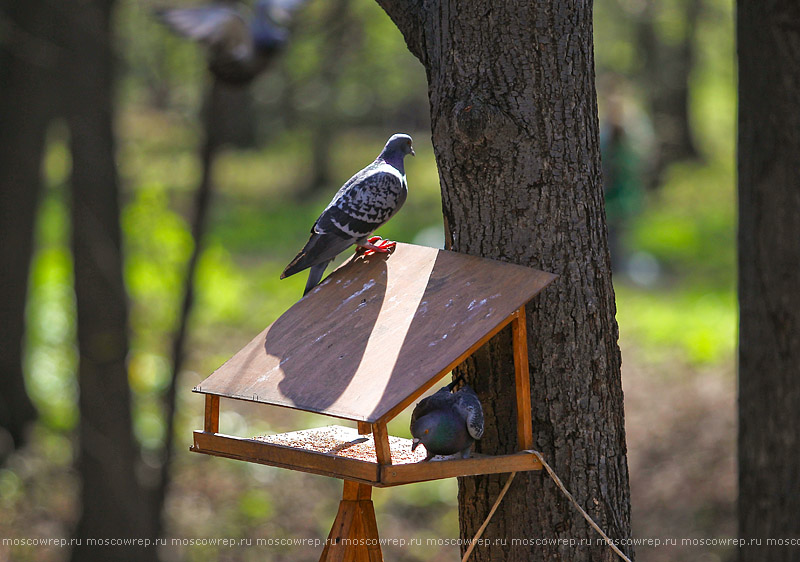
[{"xmin": 193, "ymin": 243, "xmax": 556, "ymax": 424}]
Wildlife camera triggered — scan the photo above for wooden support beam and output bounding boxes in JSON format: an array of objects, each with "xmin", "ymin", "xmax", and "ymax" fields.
[
  {"xmin": 320, "ymin": 500, "xmax": 358, "ymax": 562},
  {"xmin": 380, "ymin": 450, "xmax": 541, "ymax": 485},
  {"xmin": 512, "ymin": 306, "xmax": 533, "ymax": 450},
  {"xmin": 192, "ymin": 430, "xmax": 380, "ymax": 484},
  {"xmin": 204, "ymin": 394, "xmax": 220, "ymax": 433},
  {"xmin": 320, "ymin": 481, "xmax": 383, "ymax": 562},
  {"xmin": 342, "ymin": 480, "xmax": 372, "ymax": 501},
  {"xmin": 360, "ymin": 500, "xmax": 382, "ymax": 562},
  {"xmin": 372, "ymin": 423, "xmax": 392, "ymax": 466},
  {"xmin": 357, "ymin": 421, "xmax": 372, "ymax": 435}
]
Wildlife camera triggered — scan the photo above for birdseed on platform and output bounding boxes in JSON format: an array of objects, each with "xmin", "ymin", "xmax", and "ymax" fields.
[{"xmin": 253, "ymin": 425, "xmax": 429, "ymax": 464}]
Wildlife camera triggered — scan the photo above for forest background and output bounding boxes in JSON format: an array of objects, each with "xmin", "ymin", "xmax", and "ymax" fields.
[{"xmin": 1, "ymin": 0, "xmax": 736, "ymax": 560}]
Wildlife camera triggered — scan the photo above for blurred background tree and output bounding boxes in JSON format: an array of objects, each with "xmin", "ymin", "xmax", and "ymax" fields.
[
  {"xmin": 0, "ymin": 0, "xmax": 56, "ymax": 463},
  {"xmin": 0, "ymin": 0, "xmax": 740, "ymax": 560},
  {"xmin": 737, "ymin": 1, "xmax": 800, "ymax": 559},
  {"xmin": 61, "ymin": 1, "xmax": 159, "ymax": 559}
]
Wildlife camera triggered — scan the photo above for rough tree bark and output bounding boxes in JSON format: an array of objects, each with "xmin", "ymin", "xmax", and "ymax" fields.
[
  {"xmin": 0, "ymin": 0, "xmax": 57, "ymax": 459},
  {"xmin": 737, "ymin": 1, "xmax": 800, "ymax": 560},
  {"xmin": 62, "ymin": 1, "xmax": 158, "ymax": 559},
  {"xmin": 376, "ymin": 1, "xmax": 633, "ymax": 560}
]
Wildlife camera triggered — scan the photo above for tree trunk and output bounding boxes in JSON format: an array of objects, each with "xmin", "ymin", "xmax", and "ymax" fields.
[
  {"xmin": 376, "ymin": 1, "xmax": 633, "ymax": 560},
  {"xmin": 737, "ymin": 1, "xmax": 800, "ymax": 559},
  {"xmin": 157, "ymin": 77, "xmax": 224, "ymax": 528},
  {"xmin": 306, "ymin": 0, "xmax": 353, "ymax": 194},
  {"xmin": 636, "ymin": 0, "xmax": 702, "ymax": 185},
  {"xmin": 0, "ymin": 0, "xmax": 57, "ymax": 459},
  {"xmin": 62, "ymin": 1, "xmax": 158, "ymax": 559}
]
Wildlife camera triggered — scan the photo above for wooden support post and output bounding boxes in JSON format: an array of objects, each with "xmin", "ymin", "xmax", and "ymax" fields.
[
  {"xmin": 204, "ymin": 394, "xmax": 220, "ymax": 433},
  {"xmin": 342, "ymin": 480, "xmax": 372, "ymax": 501},
  {"xmin": 372, "ymin": 423, "xmax": 392, "ymax": 466},
  {"xmin": 357, "ymin": 421, "xmax": 372, "ymax": 435},
  {"xmin": 320, "ymin": 481, "xmax": 382, "ymax": 562},
  {"xmin": 512, "ymin": 306, "xmax": 534, "ymax": 450},
  {"xmin": 320, "ymin": 499, "xmax": 357, "ymax": 562}
]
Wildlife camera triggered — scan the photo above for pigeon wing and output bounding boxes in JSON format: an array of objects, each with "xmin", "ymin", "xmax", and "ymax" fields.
[
  {"xmin": 316, "ymin": 162, "xmax": 407, "ymax": 241},
  {"xmin": 410, "ymin": 385, "xmax": 454, "ymax": 428},
  {"xmin": 282, "ymin": 159, "xmax": 407, "ymax": 285},
  {"xmin": 157, "ymin": 6, "xmax": 252, "ymax": 61},
  {"xmin": 454, "ymin": 386, "xmax": 484, "ymax": 440}
]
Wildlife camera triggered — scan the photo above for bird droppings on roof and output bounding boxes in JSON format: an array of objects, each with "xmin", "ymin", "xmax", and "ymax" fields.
[{"xmin": 337, "ymin": 279, "xmax": 376, "ymax": 311}]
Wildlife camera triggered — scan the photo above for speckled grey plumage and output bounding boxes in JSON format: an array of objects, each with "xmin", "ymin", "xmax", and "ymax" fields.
[
  {"xmin": 410, "ymin": 378, "xmax": 485, "ymax": 461},
  {"xmin": 281, "ymin": 133, "xmax": 414, "ymax": 295}
]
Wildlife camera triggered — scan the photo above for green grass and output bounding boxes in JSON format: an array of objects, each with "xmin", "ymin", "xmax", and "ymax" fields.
[{"xmin": 616, "ymin": 284, "xmax": 736, "ymax": 366}]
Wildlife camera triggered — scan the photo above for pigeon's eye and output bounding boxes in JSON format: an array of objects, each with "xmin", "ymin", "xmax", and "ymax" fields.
[{"xmin": 424, "ymin": 429, "xmax": 429, "ymax": 434}]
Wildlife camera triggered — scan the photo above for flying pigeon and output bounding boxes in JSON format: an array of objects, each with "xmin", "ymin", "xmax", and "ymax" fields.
[
  {"xmin": 410, "ymin": 376, "xmax": 485, "ymax": 461},
  {"xmin": 281, "ymin": 133, "xmax": 415, "ymax": 295},
  {"xmin": 156, "ymin": 0, "xmax": 302, "ymax": 84}
]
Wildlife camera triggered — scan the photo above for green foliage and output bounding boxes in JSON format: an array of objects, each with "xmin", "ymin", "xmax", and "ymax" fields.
[
  {"xmin": 25, "ymin": 135, "xmax": 78, "ymax": 432},
  {"xmin": 617, "ymin": 286, "xmax": 736, "ymax": 365},
  {"xmin": 238, "ymin": 489, "xmax": 274, "ymax": 521},
  {"xmin": 631, "ymin": 159, "xmax": 735, "ymax": 286},
  {"xmin": 124, "ymin": 184, "xmax": 193, "ymax": 334},
  {"xmin": 692, "ymin": 0, "xmax": 736, "ymax": 160},
  {"xmin": 595, "ymin": 0, "xmax": 736, "ymax": 365}
]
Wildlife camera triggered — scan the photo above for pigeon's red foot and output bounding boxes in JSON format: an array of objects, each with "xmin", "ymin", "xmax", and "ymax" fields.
[{"xmin": 357, "ymin": 236, "xmax": 397, "ymax": 257}]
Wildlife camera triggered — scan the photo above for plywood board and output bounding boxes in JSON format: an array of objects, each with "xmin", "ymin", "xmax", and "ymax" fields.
[
  {"xmin": 193, "ymin": 243, "xmax": 556, "ymax": 423},
  {"xmin": 191, "ymin": 428, "xmax": 381, "ymax": 484},
  {"xmin": 190, "ymin": 425, "xmax": 542, "ymax": 487},
  {"xmin": 380, "ymin": 451, "xmax": 542, "ymax": 486}
]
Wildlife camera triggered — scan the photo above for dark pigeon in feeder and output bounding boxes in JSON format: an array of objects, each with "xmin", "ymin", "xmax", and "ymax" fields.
[
  {"xmin": 156, "ymin": 0, "xmax": 301, "ymax": 84},
  {"xmin": 281, "ymin": 133, "xmax": 415, "ymax": 296},
  {"xmin": 410, "ymin": 376, "xmax": 485, "ymax": 461}
]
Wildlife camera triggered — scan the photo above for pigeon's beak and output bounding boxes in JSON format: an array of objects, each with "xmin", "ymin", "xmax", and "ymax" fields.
[
  {"xmin": 411, "ymin": 438, "xmax": 420, "ymax": 451},
  {"xmin": 411, "ymin": 147, "xmax": 416, "ymax": 156}
]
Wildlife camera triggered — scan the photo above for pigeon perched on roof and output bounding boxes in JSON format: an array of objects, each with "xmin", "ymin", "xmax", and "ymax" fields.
[
  {"xmin": 410, "ymin": 376, "xmax": 485, "ymax": 461},
  {"xmin": 156, "ymin": 0, "xmax": 303, "ymax": 84},
  {"xmin": 281, "ymin": 133, "xmax": 415, "ymax": 296}
]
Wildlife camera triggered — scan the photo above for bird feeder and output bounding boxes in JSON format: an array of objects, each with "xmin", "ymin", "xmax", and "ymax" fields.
[{"xmin": 190, "ymin": 243, "xmax": 556, "ymax": 560}]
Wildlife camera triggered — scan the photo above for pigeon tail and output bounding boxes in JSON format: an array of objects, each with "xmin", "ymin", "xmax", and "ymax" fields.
[
  {"xmin": 447, "ymin": 374, "xmax": 466, "ymax": 391},
  {"xmin": 281, "ymin": 232, "xmax": 353, "ymax": 279},
  {"xmin": 303, "ymin": 260, "xmax": 331, "ymax": 295}
]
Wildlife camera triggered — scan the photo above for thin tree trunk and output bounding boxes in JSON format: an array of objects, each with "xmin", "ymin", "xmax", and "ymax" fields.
[
  {"xmin": 0, "ymin": 0, "xmax": 58, "ymax": 459},
  {"xmin": 157, "ymin": 77, "xmax": 223, "ymax": 525},
  {"xmin": 306, "ymin": 0, "xmax": 352, "ymax": 194},
  {"xmin": 737, "ymin": 1, "xmax": 800, "ymax": 559},
  {"xmin": 376, "ymin": 1, "xmax": 633, "ymax": 560},
  {"xmin": 63, "ymin": 1, "xmax": 158, "ymax": 559},
  {"xmin": 158, "ymin": 12, "xmax": 291, "ymax": 523},
  {"xmin": 637, "ymin": 0, "xmax": 702, "ymax": 186}
]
